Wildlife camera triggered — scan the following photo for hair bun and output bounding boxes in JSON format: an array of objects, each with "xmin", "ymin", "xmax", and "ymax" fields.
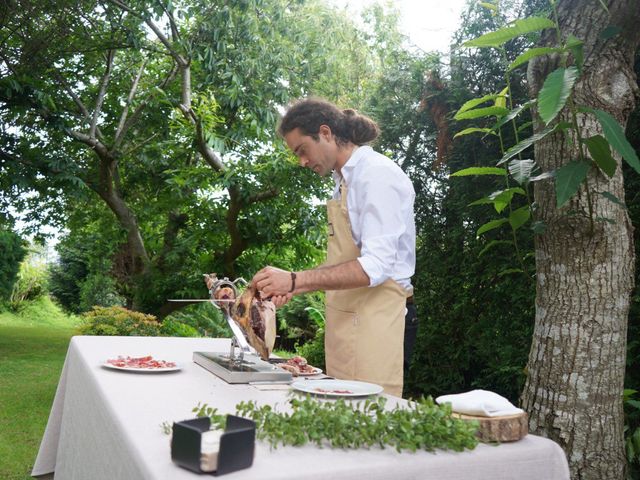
[{"xmin": 342, "ymin": 108, "xmax": 356, "ymax": 116}]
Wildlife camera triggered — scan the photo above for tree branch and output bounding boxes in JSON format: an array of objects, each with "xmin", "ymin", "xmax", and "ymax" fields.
[
  {"xmin": 90, "ymin": 49, "xmax": 115, "ymax": 139},
  {"xmin": 194, "ymin": 119, "xmax": 226, "ymax": 171},
  {"xmin": 247, "ymin": 187, "xmax": 279, "ymax": 205},
  {"xmin": 107, "ymin": 0, "xmax": 188, "ymax": 68},
  {"xmin": 114, "ymin": 58, "xmax": 147, "ymax": 144},
  {"xmin": 114, "ymin": 63, "xmax": 179, "ymax": 150},
  {"xmin": 65, "ymin": 128, "xmax": 111, "ymax": 159}
]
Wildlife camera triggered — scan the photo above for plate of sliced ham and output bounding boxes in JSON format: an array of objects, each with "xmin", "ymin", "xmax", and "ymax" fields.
[{"xmin": 103, "ymin": 355, "xmax": 180, "ymax": 373}]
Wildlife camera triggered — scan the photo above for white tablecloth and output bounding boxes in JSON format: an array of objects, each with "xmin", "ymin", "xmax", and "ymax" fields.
[{"xmin": 32, "ymin": 336, "xmax": 570, "ymax": 480}]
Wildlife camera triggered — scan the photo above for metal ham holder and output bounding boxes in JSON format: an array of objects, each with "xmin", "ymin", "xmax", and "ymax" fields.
[{"xmin": 190, "ymin": 275, "xmax": 293, "ymax": 384}]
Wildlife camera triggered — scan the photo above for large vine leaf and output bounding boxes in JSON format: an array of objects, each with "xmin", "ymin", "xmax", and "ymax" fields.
[
  {"xmin": 453, "ymin": 127, "xmax": 497, "ymax": 139},
  {"xmin": 565, "ymin": 35, "xmax": 584, "ymax": 72},
  {"xmin": 508, "ymin": 159, "xmax": 536, "ymax": 184},
  {"xmin": 508, "ymin": 47, "xmax": 560, "ymax": 71},
  {"xmin": 478, "ymin": 240, "xmax": 513, "ymax": 257},
  {"xmin": 450, "ymin": 167, "xmax": 507, "ymax": 177},
  {"xmin": 537, "ymin": 67, "xmax": 579, "ymax": 125},
  {"xmin": 455, "ymin": 106, "xmax": 509, "ymax": 121},
  {"xmin": 497, "ymin": 123, "xmax": 569, "ymax": 165},
  {"xmin": 469, "ymin": 188, "xmax": 526, "ymax": 213},
  {"xmin": 491, "ymin": 101, "xmax": 535, "ymax": 132},
  {"xmin": 463, "ymin": 17, "xmax": 556, "ymax": 48},
  {"xmin": 477, "ymin": 218, "xmax": 509, "ymax": 237},
  {"xmin": 584, "ymin": 135, "xmax": 616, "ymax": 177},
  {"xmin": 509, "ymin": 206, "xmax": 531, "ymax": 230},
  {"xmin": 456, "ymin": 94, "xmax": 500, "ymax": 115},
  {"xmin": 555, "ymin": 160, "xmax": 590, "ymax": 207},
  {"xmin": 593, "ymin": 109, "xmax": 640, "ymax": 173}
]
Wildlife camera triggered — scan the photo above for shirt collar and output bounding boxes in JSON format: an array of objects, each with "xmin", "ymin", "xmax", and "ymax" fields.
[{"xmin": 332, "ymin": 145, "xmax": 371, "ymax": 187}]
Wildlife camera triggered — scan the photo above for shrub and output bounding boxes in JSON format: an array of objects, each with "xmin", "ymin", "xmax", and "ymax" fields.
[
  {"xmin": 164, "ymin": 303, "xmax": 230, "ymax": 337},
  {"xmin": 276, "ymin": 292, "xmax": 325, "ymax": 351},
  {"xmin": 160, "ymin": 318, "xmax": 201, "ymax": 337},
  {"xmin": 0, "ymin": 229, "xmax": 27, "ymax": 301},
  {"xmin": 78, "ymin": 273, "xmax": 125, "ymax": 312},
  {"xmin": 10, "ymin": 256, "xmax": 49, "ymax": 306},
  {"xmin": 295, "ymin": 328, "xmax": 325, "ymax": 371},
  {"xmin": 78, "ymin": 306, "xmax": 162, "ymax": 336}
]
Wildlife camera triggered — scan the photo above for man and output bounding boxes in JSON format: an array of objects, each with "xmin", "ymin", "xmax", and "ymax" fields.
[{"xmin": 252, "ymin": 98, "xmax": 416, "ymax": 397}]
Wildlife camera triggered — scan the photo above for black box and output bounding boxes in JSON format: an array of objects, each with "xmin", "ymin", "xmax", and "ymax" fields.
[{"xmin": 171, "ymin": 415, "xmax": 256, "ymax": 476}]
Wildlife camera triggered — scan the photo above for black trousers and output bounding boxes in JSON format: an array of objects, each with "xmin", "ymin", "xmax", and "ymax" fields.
[{"xmin": 403, "ymin": 302, "xmax": 418, "ymax": 376}]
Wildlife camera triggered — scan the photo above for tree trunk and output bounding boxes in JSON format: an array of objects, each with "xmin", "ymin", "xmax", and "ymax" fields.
[{"xmin": 522, "ymin": 1, "xmax": 640, "ymax": 478}]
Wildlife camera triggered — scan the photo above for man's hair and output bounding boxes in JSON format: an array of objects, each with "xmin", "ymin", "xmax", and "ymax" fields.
[{"xmin": 277, "ymin": 97, "xmax": 380, "ymax": 146}]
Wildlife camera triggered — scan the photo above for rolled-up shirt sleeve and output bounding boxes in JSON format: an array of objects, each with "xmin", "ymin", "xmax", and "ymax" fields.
[{"xmin": 353, "ymin": 165, "xmax": 412, "ymax": 287}]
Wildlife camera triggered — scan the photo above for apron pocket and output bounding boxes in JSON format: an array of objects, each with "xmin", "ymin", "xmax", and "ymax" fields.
[{"xmin": 324, "ymin": 304, "xmax": 357, "ymax": 380}]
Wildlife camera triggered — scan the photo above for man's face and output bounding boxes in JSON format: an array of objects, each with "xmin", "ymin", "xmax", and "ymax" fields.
[{"xmin": 284, "ymin": 126, "xmax": 336, "ymax": 176}]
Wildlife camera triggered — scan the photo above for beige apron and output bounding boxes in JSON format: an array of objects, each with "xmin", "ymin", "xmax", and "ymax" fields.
[{"xmin": 324, "ymin": 181, "xmax": 406, "ymax": 397}]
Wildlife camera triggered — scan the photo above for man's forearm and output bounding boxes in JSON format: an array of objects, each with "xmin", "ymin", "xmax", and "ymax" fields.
[{"xmin": 296, "ymin": 260, "xmax": 370, "ymax": 293}]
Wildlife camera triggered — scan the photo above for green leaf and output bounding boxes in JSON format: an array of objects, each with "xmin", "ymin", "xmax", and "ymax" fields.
[
  {"xmin": 450, "ymin": 167, "xmax": 507, "ymax": 177},
  {"xmin": 517, "ymin": 121, "xmax": 534, "ymax": 133},
  {"xmin": 469, "ymin": 197, "xmax": 495, "ymax": 206},
  {"xmin": 497, "ymin": 124, "xmax": 564, "ymax": 165},
  {"xmin": 600, "ymin": 25, "xmax": 622, "ymax": 39},
  {"xmin": 509, "ymin": 206, "xmax": 530, "ymax": 230},
  {"xmin": 478, "ymin": 240, "xmax": 513, "ymax": 257},
  {"xmin": 494, "ymin": 86, "xmax": 509, "ymax": 109},
  {"xmin": 530, "ymin": 220, "xmax": 546, "ymax": 234},
  {"xmin": 471, "ymin": 188, "xmax": 526, "ymax": 213},
  {"xmin": 463, "ymin": 17, "xmax": 556, "ymax": 48},
  {"xmin": 508, "ymin": 47, "xmax": 559, "ymax": 71},
  {"xmin": 455, "ymin": 106, "xmax": 509, "ymax": 121},
  {"xmin": 456, "ymin": 94, "xmax": 499, "ymax": 115},
  {"xmin": 555, "ymin": 160, "xmax": 590, "ymax": 207},
  {"xmin": 565, "ymin": 35, "xmax": 584, "ymax": 72},
  {"xmin": 509, "ymin": 159, "xmax": 536, "ymax": 184},
  {"xmin": 599, "ymin": 191, "xmax": 626, "ymax": 208},
  {"xmin": 530, "ymin": 171, "xmax": 555, "ymax": 182},
  {"xmin": 477, "ymin": 218, "xmax": 509, "ymax": 236},
  {"xmin": 492, "ymin": 101, "xmax": 535, "ymax": 132},
  {"xmin": 583, "ymin": 135, "xmax": 616, "ymax": 177},
  {"xmin": 498, "ymin": 268, "xmax": 524, "ymax": 277},
  {"xmin": 538, "ymin": 67, "xmax": 579, "ymax": 125},
  {"xmin": 453, "ymin": 128, "xmax": 496, "ymax": 139},
  {"xmin": 479, "ymin": 2, "xmax": 498, "ymax": 12},
  {"xmin": 593, "ymin": 109, "xmax": 640, "ymax": 173}
]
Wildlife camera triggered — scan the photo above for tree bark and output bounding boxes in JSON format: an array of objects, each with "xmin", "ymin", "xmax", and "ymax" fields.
[{"xmin": 522, "ymin": 1, "xmax": 640, "ymax": 478}]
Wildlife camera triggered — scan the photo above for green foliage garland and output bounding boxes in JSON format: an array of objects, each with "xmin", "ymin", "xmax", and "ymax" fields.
[{"xmin": 192, "ymin": 396, "xmax": 479, "ymax": 453}]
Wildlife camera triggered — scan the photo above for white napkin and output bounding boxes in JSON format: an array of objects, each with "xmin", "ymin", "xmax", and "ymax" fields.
[{"xmin": 436, "ymin": 389, "xmax": 524, "ymax": 417}]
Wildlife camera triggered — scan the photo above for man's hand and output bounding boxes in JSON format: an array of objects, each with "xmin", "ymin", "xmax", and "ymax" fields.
[
  {"xmin": 270, "ymin": 294, "xmax": 293, "ymax": 308},
  {"xmin": 252, "ymin": 266, "xmax": 296, "ymax": 298}
]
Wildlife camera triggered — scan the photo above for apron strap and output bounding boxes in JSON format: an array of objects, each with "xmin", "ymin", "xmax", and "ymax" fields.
[{"xmin": 339, "ymin": 180, "xmax": 348, "ymax": 213}]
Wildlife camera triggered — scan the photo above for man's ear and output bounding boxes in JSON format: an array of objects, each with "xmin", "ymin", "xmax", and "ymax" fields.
[{"xmin": 318, "ymin": 124, "xmax": 332, "ymax": 141}]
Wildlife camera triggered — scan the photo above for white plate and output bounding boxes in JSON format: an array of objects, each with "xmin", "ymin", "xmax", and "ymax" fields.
[
  {"xmin": 291, "ymin": 379, "xmax": 383, "ymax": 397},
  {"xmin": 296, "ymin": 367, "xmax": 323, "ymax": 377},
  {"xmin": 102, "ymin": 358, "xmax": 181, "ymax": 373}
]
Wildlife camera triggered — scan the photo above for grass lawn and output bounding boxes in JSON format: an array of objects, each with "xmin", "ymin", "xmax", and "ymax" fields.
[{"xmin": 0, "ymin": 297, "xmax": 77, "ymax": 480}]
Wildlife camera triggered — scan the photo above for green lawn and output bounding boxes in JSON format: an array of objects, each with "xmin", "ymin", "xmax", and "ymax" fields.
[{"xmin": 0, "ymin": 297, "xmax": 77, "ymax": 480}]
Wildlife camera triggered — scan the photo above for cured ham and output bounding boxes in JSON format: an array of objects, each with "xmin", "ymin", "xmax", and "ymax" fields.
[
  {"xmin": 231, "ymin": 285, "xmax": 276, "ymax": 360},
  {"xmin": 205, "ymin": 274, "xmax": 277, "ymax": 361}
]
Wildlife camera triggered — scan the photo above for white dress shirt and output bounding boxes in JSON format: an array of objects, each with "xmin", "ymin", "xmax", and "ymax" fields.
[{"xmin": 331, "ymin": 146, "xmax": 416, "ymax": 292}]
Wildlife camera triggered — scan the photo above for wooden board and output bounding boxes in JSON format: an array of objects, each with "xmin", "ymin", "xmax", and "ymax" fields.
[{"xmin": 453, "ymin": 411, "xmax": 528, "ymax": 442}]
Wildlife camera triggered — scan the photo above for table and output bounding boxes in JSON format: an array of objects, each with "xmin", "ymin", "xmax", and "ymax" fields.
[{"xmin": 32, "ymin": 336, "xmax": 570, "ymax": 480}]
